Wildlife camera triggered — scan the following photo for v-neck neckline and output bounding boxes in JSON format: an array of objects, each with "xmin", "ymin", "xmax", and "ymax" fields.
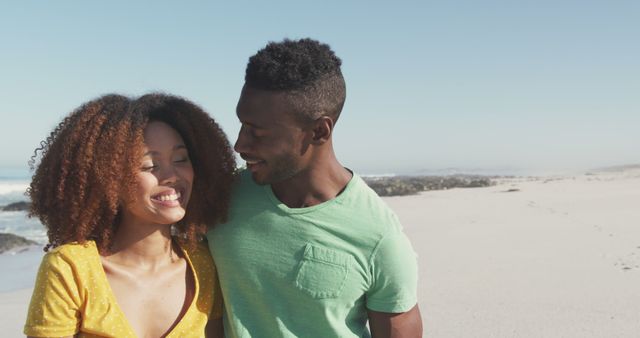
[{"xmin": 91, "ymin": 240, "xmax": 199, "ymax": 338}]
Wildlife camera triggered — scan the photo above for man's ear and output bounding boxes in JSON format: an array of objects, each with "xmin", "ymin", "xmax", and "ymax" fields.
[{"xmin": 311, "ymin": 116, "xmax": 334, "ymax": 144}]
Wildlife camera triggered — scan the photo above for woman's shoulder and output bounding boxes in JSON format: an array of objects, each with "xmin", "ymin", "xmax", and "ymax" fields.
[
  {"xmin": 179, "ymin": 239, "xmax": 212, "ymax": 262},
  {"xmin": 47, "ymin": 240, "xmax": 96, "ymax": 256},
  {"xmin": 177, "ymin": 239, "xmax": 215, "ymax": 276},
  {"xmin": 42, "ymin": 240, "xmax": 98, "ymax": 268}
]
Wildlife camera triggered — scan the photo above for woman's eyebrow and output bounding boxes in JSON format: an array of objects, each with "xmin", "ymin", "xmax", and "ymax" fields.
[{"xmin": 143, "ymin": 144, "xmax": 187, "ymax": 156}]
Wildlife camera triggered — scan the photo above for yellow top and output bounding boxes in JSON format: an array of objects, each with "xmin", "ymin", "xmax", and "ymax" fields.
[{"xmin": 24, "ymin": 240, "xmax": 222, "ymax": 338}]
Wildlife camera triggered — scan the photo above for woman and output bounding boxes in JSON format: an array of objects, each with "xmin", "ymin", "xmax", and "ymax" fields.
[{"xmin": 24, "ymin": 93, "xmax": 236, "ymax": 337}]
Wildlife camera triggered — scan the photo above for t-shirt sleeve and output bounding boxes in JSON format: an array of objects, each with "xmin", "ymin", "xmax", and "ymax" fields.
[
  {"xmin": 24, "ymin": 251, "xmax": 82, "ymax": 337},
  {"xmin": 366, "ymin": 225, "xmax": 419, "ymax": 313}
]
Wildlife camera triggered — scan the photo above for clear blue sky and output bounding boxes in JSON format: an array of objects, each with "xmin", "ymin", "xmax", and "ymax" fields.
[{"xmin": 1, "ymin": 0, "xmax": 638, "ymax": 176}]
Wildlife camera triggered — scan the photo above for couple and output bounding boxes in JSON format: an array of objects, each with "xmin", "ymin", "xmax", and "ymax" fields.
[{"xmin": 24, "ymin": 38, "xmax": 422, "ymax": 338}]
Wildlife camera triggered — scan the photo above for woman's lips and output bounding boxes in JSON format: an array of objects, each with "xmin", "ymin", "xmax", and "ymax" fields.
[{"xmin": 151, "ymin": 190, "xmax": 183, "ymax": 207}]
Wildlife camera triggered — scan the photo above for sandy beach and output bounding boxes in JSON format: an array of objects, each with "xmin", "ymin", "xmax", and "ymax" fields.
[
  {"xmin": 385, "ymin": 169, "xmax": 640, "ymax": 337},
  {"xmin": 2, "ymin": 169, "xmax": 639, "ymax": 337}
]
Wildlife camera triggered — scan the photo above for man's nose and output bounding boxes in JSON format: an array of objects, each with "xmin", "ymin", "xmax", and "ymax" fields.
[{"xmin": 234, "ymin": 129, "xmax": 250, "ymax": 154}]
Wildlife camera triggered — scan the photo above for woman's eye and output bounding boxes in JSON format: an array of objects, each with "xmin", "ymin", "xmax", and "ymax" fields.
[{"xmin": 141, "ymin": 165, "xmax": 157, "ymax": 172}]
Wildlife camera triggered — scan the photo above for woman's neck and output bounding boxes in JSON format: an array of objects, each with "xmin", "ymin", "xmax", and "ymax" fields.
[{"xmin": 103, "ymin": 220, "xmax": 180, "ymax": 271}]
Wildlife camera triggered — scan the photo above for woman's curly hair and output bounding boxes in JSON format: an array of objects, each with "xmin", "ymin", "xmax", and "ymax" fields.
[{"xmin": 28, "ymin": 93, "xmax": 236, "ymax": 252}]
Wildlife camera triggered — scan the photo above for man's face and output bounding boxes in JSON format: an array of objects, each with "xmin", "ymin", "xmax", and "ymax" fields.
[{"xmin": 234, "ymin": 86, "xmax": 311, "ymax": 185}]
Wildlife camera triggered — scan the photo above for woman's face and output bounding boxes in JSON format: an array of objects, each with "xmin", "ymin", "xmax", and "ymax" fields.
[{"xmin": 121, "ymin": 121, "xmax": 194, "ymax": 226}]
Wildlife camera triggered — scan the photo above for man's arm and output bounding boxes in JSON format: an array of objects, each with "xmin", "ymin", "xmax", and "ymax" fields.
[{"xmin": 368, "ymin": 304, "xmax": 423, "ymax": 338}]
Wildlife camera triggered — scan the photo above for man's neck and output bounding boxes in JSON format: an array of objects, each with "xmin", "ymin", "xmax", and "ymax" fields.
[{"xmin": 271, "ymin": 159, "xmax": 352, "ymax": 209}]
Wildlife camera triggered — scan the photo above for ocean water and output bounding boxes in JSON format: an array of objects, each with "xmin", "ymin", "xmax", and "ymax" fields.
[
  {"xmin": 0, "ymin": 179, "xmax": 46, "ymax": 244},
  {"xmin": 0, "ymin": 178, "xmax": 45, "ymax": 292}
]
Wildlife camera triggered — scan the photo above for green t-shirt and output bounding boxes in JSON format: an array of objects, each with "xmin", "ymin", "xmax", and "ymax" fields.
[{"xmin": 207, "ymin": 170, "xmax": 418, "ymax": 338}]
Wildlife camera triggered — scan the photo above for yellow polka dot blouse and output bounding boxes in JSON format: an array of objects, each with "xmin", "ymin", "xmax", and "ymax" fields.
[{"xmin": 24, "ymin": 240, "xmax": 222, "ymax": 337}]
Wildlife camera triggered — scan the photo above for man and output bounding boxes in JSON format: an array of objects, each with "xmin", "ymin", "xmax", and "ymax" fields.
[{"xmin": 208, "ymin": 38, "xmax": 422, "ymax": 338}]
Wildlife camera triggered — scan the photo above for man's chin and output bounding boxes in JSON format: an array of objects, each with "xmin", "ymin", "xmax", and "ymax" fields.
[
  {"xmin": 250, "ymin": 171, "xmax": 270, "ymax": 185},
  {"xmin": 249, "ymin": 165, "xmax": 299, "ymax": 186}
]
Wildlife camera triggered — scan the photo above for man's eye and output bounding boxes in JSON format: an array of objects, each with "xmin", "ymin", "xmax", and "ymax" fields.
[{"xmin": 174, "ymin": 158, "xmax": 190, "ymax": 163}]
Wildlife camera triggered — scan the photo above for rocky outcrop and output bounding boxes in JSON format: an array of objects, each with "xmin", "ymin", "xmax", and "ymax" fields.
[
  {"xmin": 363, "ymin": 175, "xmax": 494, "ymax": 197},
  {"xmin": 1, "ymin": 201, "xmax": 31, "ymax": 211},
  {"xmin": 0, "ymin": 233, "xmax": 38, "ymax": 253}
]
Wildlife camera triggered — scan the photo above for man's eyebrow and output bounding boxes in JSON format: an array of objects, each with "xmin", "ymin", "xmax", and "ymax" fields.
[{"xmin": 241, "ymin": 121, "xmax": 264, "ymax": 129}]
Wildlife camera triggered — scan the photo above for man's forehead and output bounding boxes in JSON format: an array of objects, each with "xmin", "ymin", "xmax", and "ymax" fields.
[
  {"xmin": 239, "ymin": 86, "xmax": 289, "ymax": 103},
  {"xmin": 237, "ymin": 87, "xmax": 295, "ymax": 120}
]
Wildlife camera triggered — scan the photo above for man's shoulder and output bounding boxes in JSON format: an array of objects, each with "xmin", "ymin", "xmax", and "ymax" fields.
[
  {"xmin": 343, "ymin": 173, "xmax": 403, "ymax": 230},
  {"xmin": 233, "ymin": 168, "xmax": 254, "ymax": 188},
  {"xmin": 230, "ymin": 169, "xmax": 264, "ymax": 197},
  {"xmin": 227, "ymin": 169, "xmax": 272, "ymax": 209}
]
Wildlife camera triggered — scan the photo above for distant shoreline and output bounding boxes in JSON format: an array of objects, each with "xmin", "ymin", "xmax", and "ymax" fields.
[{"xmin": 363, "ymin": 175, "xmax": 496, "ymax": 197}]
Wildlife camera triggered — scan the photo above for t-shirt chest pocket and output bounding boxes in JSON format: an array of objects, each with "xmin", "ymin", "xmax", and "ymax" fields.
[{"xmin": 294, "ymin": 243, "xmax": 354, "ymax": 299}]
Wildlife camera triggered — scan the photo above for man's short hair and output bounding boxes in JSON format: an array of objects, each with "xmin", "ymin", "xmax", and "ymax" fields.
[{"xmin": 245, "ymin": 38, "xmax": 346, "ymax": 124}]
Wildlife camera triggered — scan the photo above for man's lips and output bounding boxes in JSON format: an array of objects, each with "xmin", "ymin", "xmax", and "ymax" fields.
[
  {"xmin": 246, "ymin": 160, "xmax": 265, "ymax": 171},
  {"xmin": 241, "ymin": 155, "xmax": 265, "ymax": 169}
]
